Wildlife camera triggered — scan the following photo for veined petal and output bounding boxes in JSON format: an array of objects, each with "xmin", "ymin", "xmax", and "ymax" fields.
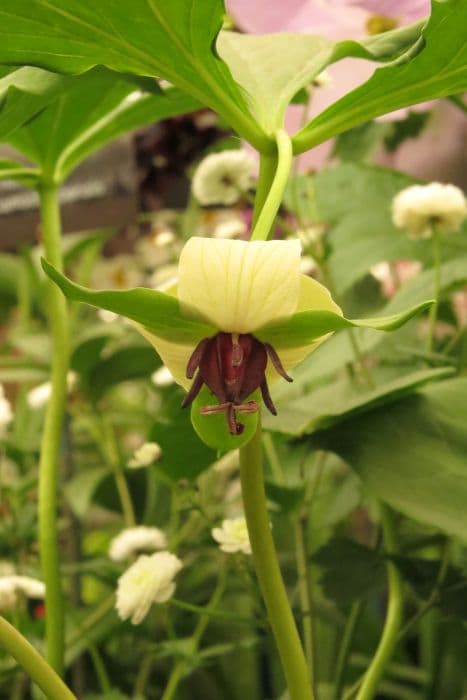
[
  {"xmin": 267, "ymin": 275, "xmax": 342, "ymax": 379},
  {"xmin": 136, "ymin": 325, "xmax": 193, "ymax": 390},
  {"xmin": 177, "ymin": 237, "xmax": 301, "ymax": 333}
]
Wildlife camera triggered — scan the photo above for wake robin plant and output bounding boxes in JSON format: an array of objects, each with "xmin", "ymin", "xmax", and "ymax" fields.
[{"xmin": 0, "ymin": 1, "xmax": 466, "ymax": 699}]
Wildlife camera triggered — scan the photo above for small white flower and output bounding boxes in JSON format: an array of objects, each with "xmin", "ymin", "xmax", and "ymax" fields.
[
  {"xmin": 392, "ymin": 182, "xmax": 467, "ymax": 238},
  {"xmin": 91, "ymin": 255, "xmax": 143, "ymax": 290},
  {"xmin": 213, "ymin": 216, "xmax": 247, "ymax": 239},
  {"xmin": 151, "ymin": 366, "xmax": 175, "ymax": 387},
  {"xmin": 109, "ymin": 526, "xmax": 167, "ymax": 562},
  {"xmin": 98, "ymin": 309, "xmax": 119, "ymax": 323},
  {"xmin": 27, "ymin": 371, "xmax": 77, "ymax": 409},
  {"xmin": 192, "ymin": 150, "xmax": 255, "ymax": 206},
  {"xmin": 299, "ymin": 255, "xmax": 318, "ymax": 276},
  {"xmin": 149, "ymin": 264, "xmax": 179, "ymax": 290},
  {"xmin": 128, "ymin": 442, "xmax": 162, "ymax": 469},
  {"xmin": 0, "ymin": 579, "xmax": 17, "ymax": 612},
  {"xmin": 0, "ymin": 575, "xmax": 45, "ymax": 611},
  {"xmin": 0, "ymin": 384, "xmax": 13, "ymax": 434},
  {"xmin": 313, "ymin": 70, "xmax": 332, "ymax": 88},
  {"xmin": 115, "ymin": 551, "xmax": 182, "ymax": 624},
  {"xmin": 212, "ymin": 517, "xmax": 251, "ymax": 555}
]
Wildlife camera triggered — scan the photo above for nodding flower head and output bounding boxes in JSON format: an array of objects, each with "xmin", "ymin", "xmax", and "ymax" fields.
[{"xmin": 137, "ymin": 237, "xmax": 341, "ymax": 441}]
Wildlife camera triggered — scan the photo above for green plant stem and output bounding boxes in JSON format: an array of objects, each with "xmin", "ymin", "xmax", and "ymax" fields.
[
  {"xmin": 0, "ymin": 616, "xmax": 76, "ymax": 700},
  {"xmin": 161, "ymin": 571, "xmax": 226, "ymax": 700},
  {"xmin": 294, "ymin": 515, "xmax": 315, "ymax": 686},
  {"xmin": 332, "ymin": 601, "xmax": 363, "ymax": 700},
  {"xmin": 427, "ymin": 225, "xmax": 441, "ymax": 353},
  {"xmin": 355, "ymin": 505, "xmax": 403, "ymax": 700},
  {"xmin": 96, "ymin": 413, "xmax": 136, "ymax": 527},
  {"xmin": 38, "ymin": 183, "xmax": 70, "ymax": 675},
  {"xmin": 239, "ymin": 423, "xmax": 314, "ymax": 700},
  {"xmin": 252, "ymin": 151, "xmax": 278, "ymax": 229},
  {"xmin": 251, "ymin": 129, "xmax": 293, "ymax": 241}
]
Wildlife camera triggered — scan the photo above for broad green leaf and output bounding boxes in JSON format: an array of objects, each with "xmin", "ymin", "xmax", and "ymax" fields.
[
  {"xmin": 293, "ymin": 0, "xmax": 467, "ymax": 153},
  {"xmin": 391, "ymin": 556, "xmax": 467, "ymax": 620},
  {"xmin": 0, "ymin": 159, "xmax": 39, "ymax": 187},
  {"xmin": 41, "ymin": 258, "xmax": 216, "ymax": 345},
  {"xmin": 86, "ymin": 346, "xmax": 160, "ymax": 399},
  {"xmin": 308, "ymin": 377, "xmax": 467, "ymax": 539},
  {"xmin": 7, "ymin": 67, "xmax": 201, "ymax": 183},
  {"xmin": 0, "ymin": 0, "xmax": 267, "ymax": 149},
  {"xmin": 217, "ymin": 32, "xmax": 334, "ymax": 132},
  {"xmin": 290, "ymin": 254, "xmax": 467, "ymax": 387},
  {"xmin": 264, "ymin": 367, "xmax": 453, "ymax": 436},
  {"xmin": 312, "ymin": 538, "xmax": 385, "ymax": 605},
  {"xmin": 217, "ymin": 20, "xmax": 424, "ymax": 132},
  {"xmin": 150, "ymin": 394, "xmax": 216, "ymax": 481},
  {"xmin": 256, "ymin": 300, "xmax": 432, "ymax": 349},
  {"xmin": 0, "ymin": 66, "xmax": 71, "ymax": 139}
]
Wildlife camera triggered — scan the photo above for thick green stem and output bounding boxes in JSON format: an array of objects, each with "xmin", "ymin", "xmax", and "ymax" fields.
[
  {"xmin": 38, "ymin": 183, "xmax": 70, "ymax": 675},
  {"xmin": 427, "ymin": 226, "xmax": 441, "ymax": 353},
  {"xmin": 251, "ymin": 129, "xmax": 293, "ymax": 241},
  {"xmin": 252, "ymin": 151, "xmax": 278, "ymax": 229},
  {"xmin": 355, "ymin": 506, "xmax": 403, "ymax": 700},
  {"xmin": 0, "ymin": 617, "xmax": 76, "ymax": 700},
  {"xmin": 239, "ymin": 424, "xmax": 314, "ymax": 700}
]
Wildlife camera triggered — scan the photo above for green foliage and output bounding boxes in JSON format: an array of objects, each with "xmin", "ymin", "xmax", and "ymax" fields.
[
  {"xmin": 0, "ymin": 66, "xmax": 70, "ymax": 139},
  {"xmin": 308, "ymin": 378, "xmax": 467, "ymax": 539},
  {"xmin": 0, "ymin": 0, "xmax": 267, "ymax": 149},
  {"xmin": 6, "ymin": 68, "xmax": 201, "ymax": 184},
  {"xmin": 312, "ymin": 538, "xmax": 385, "ymax": 605},
  {"xmin": 41, "ymin": 259, "xmax": 216, "ymax": 345},
  {"xmin": 293, "ymin": 0, "xmax": 467, "ymax": 153},
  {"xmin": 256, "ymin": 301, "xmax": 433, "ymax": 348}
]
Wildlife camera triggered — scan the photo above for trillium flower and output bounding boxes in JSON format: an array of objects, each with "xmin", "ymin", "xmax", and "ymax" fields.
[{"xmin": 42, "ymin": 238, "xmax": 432, "ymax": 448}]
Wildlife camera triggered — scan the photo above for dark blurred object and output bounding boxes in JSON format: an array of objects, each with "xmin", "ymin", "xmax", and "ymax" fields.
[
  {"xmin": 136, "ymin": 109, "xmax": 228, "ymax": 212},
  {"xmin": 0, "ymin": 136, "xmax": 138, "ymax": 252}
]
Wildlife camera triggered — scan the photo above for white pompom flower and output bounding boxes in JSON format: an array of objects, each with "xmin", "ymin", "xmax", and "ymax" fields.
[
  {"xmin": 0, "ymin": 384, "xmax": 13, "ymax": 435},
  {"xmin": 109, "ymin": 526, "xmax": 167, "ymax": 562},
  {"xmin": 211, "ymin": 517, "xmax": 251, "ymax": 555},
  {"xmin": 192, "ymin": 150, "xmax": 255, "ymax": 206},
  {"xmin": 0, "ymin": 575, "xmax": 45, "ymax": 611},
  {"xmin": 115, "ymin": 552, "xmax": 182, "ymax": 624},
  {"xmin": 127, "ymin": 442, "xmax": 162, "ymax": 469},
  {"xmin": 392, "ymin": 182, "xmax": 467, "ymax": 238}
]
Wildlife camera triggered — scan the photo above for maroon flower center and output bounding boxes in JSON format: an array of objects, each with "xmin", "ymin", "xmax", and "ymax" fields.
[{"xmin": 182, "ymin": 332, "xmax": 292, "ymax": 435}]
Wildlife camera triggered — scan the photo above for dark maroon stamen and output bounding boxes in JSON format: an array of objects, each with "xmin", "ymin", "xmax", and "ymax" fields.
[{"xmin": 182, "ymin": 332, "xmax": 292, "ymax": 435}]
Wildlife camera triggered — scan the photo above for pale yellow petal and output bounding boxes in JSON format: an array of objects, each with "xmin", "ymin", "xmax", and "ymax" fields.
[
  {"xmin": 267, "ymin": 275, "xmax": 342, "ymax": 380},
  {"xmin": 135, "ymin": 324, "xmax": 193, "ymax": 390},
  {"xmin": 178, "ymin": 237, "xmax": 301, "ymax": 333}
]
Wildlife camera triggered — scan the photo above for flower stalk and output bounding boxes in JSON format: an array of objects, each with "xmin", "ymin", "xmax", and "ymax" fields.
[
  {"xmin": 38, "ymin": 183, "xmax": 70, "ymax": 674},
  {"xmin": 427, "ymin": 224, "xmax": 441, "ymax": 353},
  {"xmin": 251, "ymin": 129, "xmax": 293, "ymax": 241},
  {"xmin": 239, "ymin": 422, "xmax": 314, "ymax": 700},
  {"xmin": 355, "ymin": 505, "xmax": 403, "ymax": 700},
  {"xmin": 0, "ymin": 616, "xmax": 76, "ymax": 700}
]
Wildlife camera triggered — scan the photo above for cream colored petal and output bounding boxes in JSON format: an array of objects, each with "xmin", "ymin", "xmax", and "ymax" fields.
[
  {"xmin": 266, "ymin": 275, "xmax": 342, "ymax": 380},
  {"xmin": 135, "ymin": 324, "xmax": 193, "ymax": 390},
  {"xmin": 178, "ymin": 237, "xmax": 301, "ymax": 333}
]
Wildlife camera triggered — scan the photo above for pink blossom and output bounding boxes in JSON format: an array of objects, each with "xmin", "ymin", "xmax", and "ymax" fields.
[{"xmin": 226, "ymin": 1, "xmax": 467, "ymax": 187}]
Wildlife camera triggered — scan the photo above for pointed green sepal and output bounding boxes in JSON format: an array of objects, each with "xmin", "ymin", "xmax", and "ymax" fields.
[
  {"xmin": 255, "ymin": 300, "xmax": 434, "ymax": 349},
  {"xmin": 41, "ymin": 258, "xmax": 216, "ymax": 346},
  {"xmin": 190, "ymin": 386, "xmax": 259, "ymax": 451}
]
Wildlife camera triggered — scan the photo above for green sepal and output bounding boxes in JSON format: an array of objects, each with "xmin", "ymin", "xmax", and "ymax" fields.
[
  {"xmin": 41, "ymin": 258, "xmax": 216, "ymax": 346},
  {"xmin": 190, "ymin": 386, "xmax": 259, "ymax": 451},
  {"xmin": 255, "ymin": 300, "xmax": 433, "ymax": 349}
]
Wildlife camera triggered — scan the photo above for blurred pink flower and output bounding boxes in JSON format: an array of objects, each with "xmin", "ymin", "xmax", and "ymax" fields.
[{"xmin": 227, "ymin": 0, "xmax": 466, "ymax": 187}]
